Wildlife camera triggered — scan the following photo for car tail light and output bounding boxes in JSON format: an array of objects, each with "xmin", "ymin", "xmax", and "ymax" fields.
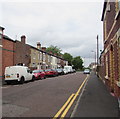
[{"xmin": 17, "ymin": 73, "xmax": 19, "ymax": 78}]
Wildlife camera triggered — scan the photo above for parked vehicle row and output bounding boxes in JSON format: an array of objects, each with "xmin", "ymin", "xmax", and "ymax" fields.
[{"xmin": 4, "ymin": 65, "xmax": 76, "ymax": 85}]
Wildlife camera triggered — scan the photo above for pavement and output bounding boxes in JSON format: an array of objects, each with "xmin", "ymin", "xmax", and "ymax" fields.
[{"xmin": 72, "ymin": 72, "xmax": 120, "ymax": 118}]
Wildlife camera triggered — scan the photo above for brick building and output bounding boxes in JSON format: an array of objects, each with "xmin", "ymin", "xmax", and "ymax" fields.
[
  {"xmin": 0, "ymin": 27, "xmax": 15, "ymax": 81},
  {"xmin": 0, "ymin": 26, "xmax": 68, "ymax": 83},
  {"xmin": 101, "ymin": 1, "xmax": 120, "ymax": 97},
  {"xmin": 14, "ymin": 35, "xmax": 31, "ymax": 67},
  {"xmin": 0, "ymin": 26, "xmax": 4, "ymax": 80}
]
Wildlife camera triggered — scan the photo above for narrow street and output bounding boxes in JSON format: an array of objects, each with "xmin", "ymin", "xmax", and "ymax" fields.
[{"xmin": 2, "ymin": 72, "xmax": 86, "ymax": 117}]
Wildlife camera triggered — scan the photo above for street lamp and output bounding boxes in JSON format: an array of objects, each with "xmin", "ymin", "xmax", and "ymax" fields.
[{"xmin": 91, "ymin": 51, "xmax": 96, "ymax": 69}]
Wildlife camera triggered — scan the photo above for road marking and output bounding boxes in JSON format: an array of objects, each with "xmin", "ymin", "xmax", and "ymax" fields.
[
  {"xmin": 70, "ymin": 77, "xmax": 89, "ymax": 117},
  {"xmin": 53, "ymin": 93, "xmax": 75, "ymax": 119},
  {"xmin": 1, "ymin": 84, "xmax": 20, "ymax": 89},
  {"xmin": 76, "ymin": 76, "xmax": 88, "ymax": 95},
  {"xmin": 60, "ymin": 76, "xmax": 88, "ymax": 118},
  {"xmin": 53, "ymin": 75, "xmax": 89, "ymax": 119}
]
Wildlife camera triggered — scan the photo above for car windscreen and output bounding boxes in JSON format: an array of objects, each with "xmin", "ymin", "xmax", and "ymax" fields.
[
  {"xmin": 56, "ymin": 69, "xmax": 61, "ymax": 71},
  {"xmin": 33, "ymin": 70, "xmax": 43, "ymax": 73},
  {"xmin": 45, "ymin": 69, "xmax": 51, "ymax": 72}
]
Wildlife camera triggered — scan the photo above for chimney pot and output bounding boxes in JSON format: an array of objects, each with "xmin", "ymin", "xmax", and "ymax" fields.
[
  {"xmin": 42, "ymin": 47, "xmax": 46, "ymax": 51},
  {"xmin": 37, "ymin": 42, "xmax": 41, "ymax": 49},
  {"xmin": 21, "ymin": 35, "xmax": 26, "ymax": 44}
]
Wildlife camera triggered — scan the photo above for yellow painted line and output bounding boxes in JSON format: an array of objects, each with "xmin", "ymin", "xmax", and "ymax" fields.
[
  {"xmin": 60, "ymin": 76, "xmax": 88, "ymax": 118},
  {"xmin": 53, "ymin": 93, "xmax": 75, "ymax": 119},
  {"xmin": 76, "ymin": 76, "xmax": 88, "ymax": 95}
]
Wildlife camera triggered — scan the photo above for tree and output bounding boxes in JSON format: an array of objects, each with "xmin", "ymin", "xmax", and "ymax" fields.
[
  {"xmin": 72, "ymin": 56, "xmax": 83, "ymax": 70},
  {"xmin": 46, "ymin": 45, "xmax": 62, "ymax": 56},
  {"xmin": 63, "ymin": 53, "xmax": 73, "ymax": 65}
]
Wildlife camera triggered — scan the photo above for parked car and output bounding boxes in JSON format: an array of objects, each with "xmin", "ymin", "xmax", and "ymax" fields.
[
  {"xmin": 5, "ymin": 66, "xmax": 34, "ymax": 84},
  {"xmin": 72, "ymin": 69, "xmax": 76, "ymax": 73},
  {"xmin": 83, "ymin": 69, "xmax": 90, "ymax": 74},
  {"xmin": 44, "ymin": 69, "xmax": 58, "ymax": 77},
  {"xmin": 56, "ymin": 68, "xmax": 64, "ymax": 75},
  {"xmin": 32, "ymin": 69, "xmax": 46, "ymax": 80}
]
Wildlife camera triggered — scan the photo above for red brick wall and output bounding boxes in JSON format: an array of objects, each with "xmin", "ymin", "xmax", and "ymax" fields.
[
  {"xmin": 2, "ymin": 39, "xmax": 15, "ymax": 76},
  {"xmin": 0, "ymin": 47, "xmax": 2, "ymax": 79},
  {"xmin": 105, "ymin": 2, "xmax": 116, "ymax": 37}
]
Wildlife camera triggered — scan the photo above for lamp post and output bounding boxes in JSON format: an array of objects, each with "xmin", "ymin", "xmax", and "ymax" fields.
[{"xmin": 91, "ymin": 51, "xmax": 96, "ymax": 70}]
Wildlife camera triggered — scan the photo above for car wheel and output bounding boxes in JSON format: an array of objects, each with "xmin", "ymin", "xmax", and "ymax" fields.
[
  {"xmin": 44, "ymin": 76, "xmax": 46, "ymax": 79},
  {"xmin": 20, "ymin": 77, "xmax": 25, "ymax": 84},
  {"xmin": 41, "ymin": 76, "xmax": 44, "ymax": 80}
]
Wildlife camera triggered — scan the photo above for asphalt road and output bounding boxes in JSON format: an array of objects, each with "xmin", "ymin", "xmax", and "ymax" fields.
[{"xmin": 2, "ymin": 72, "xmax": 86, "ymax": 117}]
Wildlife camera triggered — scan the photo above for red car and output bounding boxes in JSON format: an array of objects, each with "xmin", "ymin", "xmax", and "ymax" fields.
[
  {"xmin": 44, "ymin": 69, "xmax": 58, "ymax": 77},
  {"xmin": 33, "ymin": 69, "xmax": 46, "ymax": 80}
]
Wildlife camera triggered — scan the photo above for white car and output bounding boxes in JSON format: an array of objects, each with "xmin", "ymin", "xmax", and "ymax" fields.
[
  {"xmin": 5, "ymin": 66, "xmax": 34, "ymax": 84},
  {"xmin": 83, "ymin": 69, "xmax": 90, "ymax": 74}
]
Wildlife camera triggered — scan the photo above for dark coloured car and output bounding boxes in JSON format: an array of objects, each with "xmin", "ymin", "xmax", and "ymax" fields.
[
  {"xmin": 56, "ymin": 68, "xmax": 64, "ymax": 75},
  {"xmin": 33, "ymin": 69, "xmax": 46, "ymax": 80}
]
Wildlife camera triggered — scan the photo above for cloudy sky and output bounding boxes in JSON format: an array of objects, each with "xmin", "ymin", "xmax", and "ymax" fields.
[{"xmin": 1, "ymin": 0, "xmax": 104, "ymax": 67}]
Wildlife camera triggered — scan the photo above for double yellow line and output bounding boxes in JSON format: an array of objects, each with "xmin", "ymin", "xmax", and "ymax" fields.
[{"xmin": 53, "ymin": 76, "xmax": 88, "ymax": 119}]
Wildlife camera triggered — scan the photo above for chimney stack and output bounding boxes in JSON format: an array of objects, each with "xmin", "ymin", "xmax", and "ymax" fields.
[
  {"xmin": 37, "ymin": 42, "xmax": 41, "ymax": 49},
  {"xmin": 0, "ymin": 26, "xmax": 5, "ymax": 35},
  {"xmin": 42, "ymin": 47, "xmax": 46, "ymax": 51},
  {"xmin": 21, "ymin": 35, "xmax": 26, "ymax": 44},
  {"xmin": 49, "ymin": 51, "xmax": 53, "ymax": 55}
]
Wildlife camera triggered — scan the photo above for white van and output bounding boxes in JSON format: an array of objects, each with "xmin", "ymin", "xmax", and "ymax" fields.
[
  {"xmin": 5, "ymin": 66, "xmax": 34, "ymax": 84},
  {"xmin": 63, "ymin": 66, "xmax": 73, "ymax": 74}
]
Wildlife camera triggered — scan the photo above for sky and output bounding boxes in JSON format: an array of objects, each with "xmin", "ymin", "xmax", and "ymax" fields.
[{"xmin": 0, "ymin": 0, "xmax": 104, "ymax": 67}]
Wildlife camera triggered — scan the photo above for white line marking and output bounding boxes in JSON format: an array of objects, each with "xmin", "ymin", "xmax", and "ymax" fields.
[{"xmin": 70, "ymin": 76, "xmax": 89, "ymax": 117}]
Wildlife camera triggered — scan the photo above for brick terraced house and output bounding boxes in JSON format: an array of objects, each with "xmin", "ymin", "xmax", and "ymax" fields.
[
  {"xmin": 0, "ymin": 27, "xmax": 15, "ymax": 81},
  {"xmin": 100, "ymin": 0, "xmax": 120, "ymax": 99},
  {"xmin": 0, "ymin": 27, "xmax": 68, "ymax": 83}
]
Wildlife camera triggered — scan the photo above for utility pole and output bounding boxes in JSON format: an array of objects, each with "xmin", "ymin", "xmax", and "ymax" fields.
[{"xmin": 97, "ymin": 35, "xmax": 99, "ymax": 66}]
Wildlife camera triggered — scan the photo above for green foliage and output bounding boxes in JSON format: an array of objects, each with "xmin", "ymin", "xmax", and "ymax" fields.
[
  {"xmin": 63, "ymin": 53, "xmax": 73, "ymax": 65},
  {"xmin": 46, "ymin": 45, "xmax": 62, "ymax": 56},
  {"xmin": 72, "ymin": 56, "xmax": 83, "ymax": 70}
]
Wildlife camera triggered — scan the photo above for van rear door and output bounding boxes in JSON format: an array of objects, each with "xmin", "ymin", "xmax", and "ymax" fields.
[{"xmin": 5, "ymin": 67, "xmax": 18, "ymax": 80}]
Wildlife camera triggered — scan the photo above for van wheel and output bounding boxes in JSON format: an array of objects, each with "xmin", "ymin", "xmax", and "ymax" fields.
[
  {"xmin": 6, "ymin": 81, "xmax": 11, "ymax": 85},
  {"xmin": 32, "ymin": 76, "xmax": 35, "ymax": 81},
  {"xmin": 20, "ymin": 77, "xmax": 25, "ymax": 84}
]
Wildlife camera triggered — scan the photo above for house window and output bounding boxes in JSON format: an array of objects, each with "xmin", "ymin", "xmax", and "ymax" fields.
[
  {"xmin": 104, "ymin": 20, "xmax": 107, "ymax": 40},
  {"xmin": 105, "ymin": 55, "xmax": 109, "ymax": 77},
  {"xmin": 48, "ymin": 55, "xmax": 51, "ymax": 62},
  {"xmin": 40, "ymin": 52, "xmax": 42, "ymax": 60},
  {"xmin": 38, "ymin": 53, "xmax": 40, "ymax": 60},
  {"xmin": 33, "ymin": 52, "xmax": 36, "ymax": 60},
  {"xmin": 32, "ymin": 63, "xmax": 36, "ymax": 67},
  {"xmin": 43, "ymin": 53, "xmax": 46, "ymax": 62}
]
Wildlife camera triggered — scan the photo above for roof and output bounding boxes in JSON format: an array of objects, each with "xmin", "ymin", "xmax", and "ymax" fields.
[
  {"xmin": 3, "ymin": 35, "xmax": 15, "ymax": 42},
  {"xmin": 101, "ymin": 1, "xmax": 107, "ymax": 21}
]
